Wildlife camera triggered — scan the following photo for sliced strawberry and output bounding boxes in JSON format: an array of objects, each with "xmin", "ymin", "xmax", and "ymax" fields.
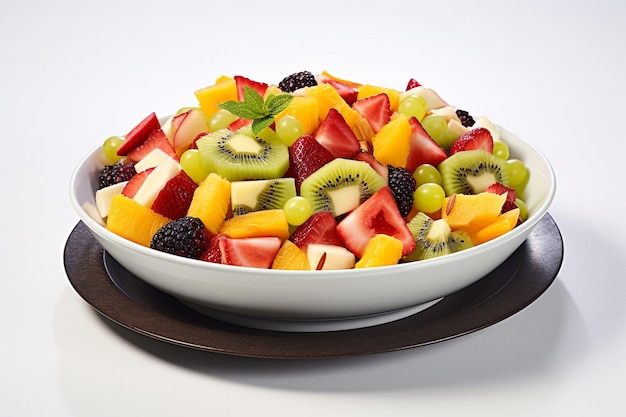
[
  {"xmin": 121, "ymin": 167, "xmax": 154, "ymax": 198},
  {"xmin": 117, "ymin": 112, "xmax": 161, "ymax": 156},
  {"xmin": 406, "ymin": 78, "xmax": 422, "ymax": 90},
  {"xmin": 150, "ymin": 170, "xmax": 198, "ymax": 220},
  {"xmin": 234, "ymin": 75, "xmax": 268, "ymax": 101},
  {"xmin": 485, "ymin": 182, "xmax": 518, "ymax": 213},
  {"xmin": 187, "ymin": 131, "xmax": 209, "ymax": 150},
  {"xmin": 219, "ymin": 236, "xmax": 282, "ymax": 269},
  {"xmin": 353, "ymin": 150, "xmax": 389, "ymax": 183},
  {"xmin": 319, "ymin": 77, "xmax": 359, "ymax": 105},
  {"xmin": 405, "ymin": 117, "xmax": 448, "ymax": 172},
  {"xmin": 289, "ymin": 135, "xmax": 335, "ymax": 191},
  {"xmin": 290, "ymin": 211, "xmax": 344, "ymax": 251},
  {"xmin": 313, "ymin": 108, "xmax": 361, "ymax": 159},
  {"xmin": 228, "ymin": 117, "xmax": 253, "ymax": 132},
  {"xmin": 127, "ymin": 128, "xmax": 177, "ymax": 163},
  {"xmin": 351, "ymin": 93, "xmax": 391, "ymax": 133},
  {"xmin": 449, "ymin": 127, "xmax": 494, "ymax": 155},
  {"xmin": 200, "ymin": 233, "xmax": 228, "ymax": 263},
  {"xmin": 337, "ymin": 186, "xmax": 416, "ymax": 258}
]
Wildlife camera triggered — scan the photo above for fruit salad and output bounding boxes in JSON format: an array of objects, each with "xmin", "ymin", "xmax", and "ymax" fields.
[{"xmin": 87, "ymin": 70, "xmax": 531, "ymax": 270}]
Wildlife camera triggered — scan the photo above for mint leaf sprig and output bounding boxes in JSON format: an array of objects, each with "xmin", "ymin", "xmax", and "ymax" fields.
[{"xmin": 218, "ymin": 87, "xmax": 294, "ymax": 135}]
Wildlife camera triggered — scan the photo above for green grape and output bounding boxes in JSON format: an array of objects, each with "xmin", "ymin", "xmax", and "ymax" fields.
[
  {"xmin": 413, "ymin": 183, "xmax": 446, "ymax": 214},
  {"xmin": 493, "ymin": 141, "xmax": 510, "ymax": 160},
  {"xmin": 180, "ymin": 149, "xmax": 211, "ymax": 184},
  {"xmin": 283, "ymin": 196, "xmax": 312, "ymax": 226},
  {"xmin": 102, "ymin": 135, "xmax": 125, "ymax": 164},
  {"xmin": 208, "ymin": 109, "xmax": 238, "ymax": 131},
  {"xmin": 507, "ymin": 159, "xmax": 528, "ymax": 186},
  {"xmin": 397, "ymin": 94, "xmax": 427, "ymax": 121},
  {"xmin": 412, "ymin": 164, "xmax": 442, "ymax": 186},
  {"xmin": 276, "ymin": 115, "xmax": 305, "ymax": 146},
  {"xmin": 421, "ymin": 115, "xmax": 448, "ymax": 138},
  {"xmin": 432, "ymin": 128, "xmax": 459, "ymax": 152},
  {"xmin": 515, "ymin": 198, "xmax": 529, "ymax": 222}
]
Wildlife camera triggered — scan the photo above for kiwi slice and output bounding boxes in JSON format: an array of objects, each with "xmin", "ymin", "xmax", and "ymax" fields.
[
  {"xmin": 196, "ymin": 127, "xmax": 289, "ymax": 181},
  {"xmin": 230, "ymin": 178, "xmax": 296, "ymax": 216},
  {"xmin": 405, "ymin": 212, "xmax": 473, "ymax": 261},
  {"xmin": 438, "ymin": 149, "xmax": 509, "ymax": 196},
  {"xmin": 300, "ymin": 158, "xmax": 386, "ymax": 217}
]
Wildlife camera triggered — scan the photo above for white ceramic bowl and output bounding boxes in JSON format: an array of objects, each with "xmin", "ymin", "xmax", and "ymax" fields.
[{"xmin": 69, "ymin": 126, "xmax": 556, "ymax": 332}]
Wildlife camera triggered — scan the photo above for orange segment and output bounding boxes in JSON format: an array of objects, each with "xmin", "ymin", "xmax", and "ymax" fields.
[
  {"xmin": 219, "ymin": 209, "xmax": 290, "ymax": 240},
  {"xmin": 355, "ymin": 234, "xmax": 403, "ymax": 268},
  {"xmin": 194, "ymin": 77, "xmax": 238, "ymax": 119},
  {"xmin": 187, "ymin": 173, "xmax": 231, "ymax": 235},
  {"xmin": 442, "ymin": 192, "xmax": 507, "ymax": 232},
  {"xmin": 371, "ymin": 115, "xmax": 411, "ymax": 167},
  {"xmin": 106, "ymin": 194, "xmax": 171, "ymax": 247},
  {"xmin": 469, "ymin": 208, "xmax": 520, "ymax": 245},
  {"xmin": 272, "ymin": 240, "xmax": 310, "ymax": 270},
  {"xmin": 357, "ymin": 84, "xmax": 401, "ymax": 111}
]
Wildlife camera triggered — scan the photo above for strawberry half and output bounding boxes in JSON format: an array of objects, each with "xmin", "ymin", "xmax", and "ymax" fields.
[
  {"xmin": 406, "ymin": 78, "xmax": 422, "ymax": 90},
  {"xmin": 228, "ymin": 117, "xmax": 253, "ymax": 132},
  {"xmin": 218, "ymin": 236, "xmax": 282, "ymax": 269},
  {"xmin": 449, "ymin": 127, "xmax": 494, "ymax": 155},
  {"xmin": 405, "ymin": 117, "xmax": 448, "ymax": 172},
  {"xmin": 289, "ymin": 135, "xmax": 335, "ymax": 191},
  {"xmin": 117, "ymin": 112, "xmax": 161, "ymax": 156},
  {"xmin": 354, "ymin": 150, "xmax": 389, "ymax": 183},
  {"xmin": 234, "ymin": 75, "xmax": 268, "ymax": 101},
  {"xmin": 319, "ymin": 77, "xmax": 359, "ymax": 105},
  {"xmin": 485, "ymin": 182, "xmax": 518, "ymax": 213},
  {"xmin": 289, "ymin": 211, "xmax": 344, "ymax": 251},
  {"xmin": 200, "ymin": 233, "xmax": 228, "ymax": 263},
  {"xmin": 151, "ymin": 170, "xmax": 198, "ymax": 220},
  {"xmin": 121, "ymin": 167, "xmax": 154, "ymax": 198},
  {"xmin": 352, "ymin": 93, "xmax": 391, "ymax": 133},
  {"xmin": 337, "ymin": 186, "xmax": 416, "ymax": 258},
  {"xmin": 128, "ymin": 128, "xmax": 177, "ymax": 163},
  {"xmin": 313, "ymin": 108, "xmax": 361, "ymax": 159}
]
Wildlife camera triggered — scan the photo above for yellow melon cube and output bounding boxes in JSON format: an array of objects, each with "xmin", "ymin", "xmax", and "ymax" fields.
[
  {"xmin": 275, "ymin": 96, "xmax": 320, "ymax": 135},
  {"xmin": 106, "ymin": 194, "xmax": 171, "ymax": 247},
  {"xmin": 371, "ymin": 115, "xmax": 412, "ymax": 167},
  {"xmin": 355, "ymin": 234, "xmax": 403, "ymax": 268},
  {"xmin": 470, "ymin": 208, "xmax": 520, "ymax": 245},
  {"xmin": 219, "ymin": 209, "xmax": 290, "ymax": 240},
  {"xmin": 442, "ymin": 192, "xmax": 507, "ymax": 232},
  {"xmin": 194, "ymin": 78, "xmax": 238, "ymax": 119},
  {"xmin": 187, "ymin": 173, "xmax": 231, "ymax": 235},
  {"xmin": 272, "ymin": 240, "xmax": 310, "ymax": 270}
]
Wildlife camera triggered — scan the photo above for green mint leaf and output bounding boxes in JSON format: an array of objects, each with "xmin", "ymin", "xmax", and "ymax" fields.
[
  {"xmin": 243, "ymin": 87, "xmax": 266, "ymax": 114},
  {"xmin": 218, "ymin": 100, "xmax": 265, "ymax": 120},
  {"xmin": 266, "ymin": 93, "xmax": 294, "ymax": 116},
  {"xmin": 251, "ymin": 116, "xmax": 275, "ymax": 135}
]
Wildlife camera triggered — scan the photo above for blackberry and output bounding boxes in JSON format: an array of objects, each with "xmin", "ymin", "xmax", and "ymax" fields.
[
  {"xmin": 456, "ymin": 109, "xmax": 475, "ymax": 128},
  {"xmin": 150, "ymin": 216, "xmax": 209, "ymax": 259},
  {"xmin": 98, "ymin": 161, "xmax": 136, "ymax": 189},
  {"xmin": 387, "ymin": 166, "xmax": 417, "ymax": 218},
  {"xmin": 278, "ymin": 71, "xmax": 317, "ymax": 93}
]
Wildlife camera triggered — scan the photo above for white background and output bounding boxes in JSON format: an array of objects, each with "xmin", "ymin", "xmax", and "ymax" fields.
[{"xmin": 2, "ymin": 0, "xmax": 625, "ymax": 416}]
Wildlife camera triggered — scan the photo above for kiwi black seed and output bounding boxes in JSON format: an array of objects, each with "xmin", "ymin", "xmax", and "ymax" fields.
[
  {"xmin": 195, "ymin": 127, "xmax": 289, "ymax": 181},
  {"xmin": 438, "ymin": 149, "xmax": 509, "ymax": 196},
  {"xmin": 230, "ymin": 178, "xmax": 296, "ymax": 216},
  {"xmin": 405, "ymin": 212, "xmax": 474, "ymax": 261},
  {"xmin": 299, "ymin": 158, "xmax": 386, "ymax": 217}
]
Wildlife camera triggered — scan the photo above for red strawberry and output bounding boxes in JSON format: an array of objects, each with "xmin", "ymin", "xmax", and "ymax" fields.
[
  {"xmin": 351, "ymin": 93, "xmax": 391, "ymax": 133},
  {"xmin": 405, "ymin": 117, "xmax": 448, "ymax": 172},
  {"xmin": 319, "ymin": 77, "xmax": 359, "ymax": 105},
  {"xmin": 117, "ymin": 112, "xmax": 161, "ymax": 156},
  {"xmin": 337, "ymin": 186, "xmax": 416, "ymax": 258},
  {"xmin": 150, "ymin": 170, "xmax": 198, "ymax": 220},
  {"xmin": 121, "ymin": 167, "xmax": 154, "ymax": 198},
  {"xmin": 187, "ymin": 131, "xmax": 209, "ymax": 150},
  {"xmin": 127, "ymin": 128, "xmax": 177, "ymax": 163},
  {"xmin": 449, "ymin": 127, "xmax": 494, "ymax": 155},
  {"xmin": 354, "ymin": 150, "xmax": 389, "ymax": 183},
  {"xmin": 289, "ymin": 211, "xmax": 345, "ymax": 251},
  {"xmin": 485, "ymin": 182, "xmax": 518, "ymax": 213},
  {"xmin": 313, "ymin": 108, "xmax": 361, "ymax": 158},
  {"xmin": 406, "ymin": 78, "xmax": 422, "ymax": 90},
  {"xmin": 219, "ymin": 236, "xmax": 282, "ymax": 269},
  {"xmin": 228, "ymin": 117, "xmax": 253, "ymax": 132},
  {"xmin": 234, "ymin": 75, "xmax": 268, "ymax": 101},
  {"xmin": 200, "ymin": 234, "xmax": 228, "ymax": 263},
  {"xmin": 289, "ymin": 135, "xmax": 335, "ymax": 191}
]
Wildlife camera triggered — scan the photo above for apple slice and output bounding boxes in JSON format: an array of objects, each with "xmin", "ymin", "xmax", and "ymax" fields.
[
  {"xmin": 306, "ymin": 244, "xmax": 356, "ymax": 270},
  {"xmin": 134, "ymin": 148, "xmax": 172, "ymax": 172},
  {"xmin": 132, "ymin": 157, "xmax": 181, "ymax": 207},
  {"xmin": 171, "ymin": 108, "xmax": 209, "ymax": 156},
  {"xmin": 95, "ymin": 181, "xmax": 128, "ymax": 218}
]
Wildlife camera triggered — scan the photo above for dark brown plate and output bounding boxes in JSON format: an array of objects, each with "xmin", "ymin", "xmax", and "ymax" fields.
[{"xmin": 63, "ymin": 214, "xmax": 563, "ymax": 359}]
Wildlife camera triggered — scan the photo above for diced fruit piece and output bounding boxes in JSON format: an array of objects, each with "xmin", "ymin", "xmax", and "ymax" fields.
[
  {"xmin": 95, "ymin": 181, "xmax": 127, "ymax": 219},
  {"xmin": 400, "ymin": 86, "xmax": 448, "ymax": 111},
  {"xmin": 128, "ymin": 128, "xmax": 177, "ymax": 163},
  {"xmin": 484, "ymin": 182, "xmax": 516, "ymax": 203},
  {"xmin": 132, "ymin": 157, "xmax": 181, "ymax": 207},
  {"xmin": 307, "ymin": 244, "xmax": 356, "ymax": 270},
  {"xmin": 219, "ymin": 236, "xmax": 282, "ymax": 269},
  {"xmin": 289, "ymin": 211, "xmax": 344, "ymax": 251},
  {"xmin": 352, "ymin": 93, "xmax": 391, "ymax": 133},
  {"xmin": 355, "ymin": 234, "xmax": 403, "ymax": 268},
  {"xmin": 272, "ymin": 240, "xmax": 310, "ymax": 270},
  {"xmin": 318, "ymin": 70, "xmax": 362, "ymax": 88},
  {"xmin": 230, "ymin": 178, "xmax": 296, "ymax": 216},
  {"xmin": 356, "ymin": 85, "xmax": 401, "ymax": 111},
  {"xmin": 117, "ymin": 112, "xmax": 161, "ymax": 156},
  {"xmin": 227, "ymin": 117, "xmax": 253, "ymax": 132},
  {"xmin": 186, "ymin": 173, "xmax": 231, "ymax": 234},
  {"xmin": 300, "ymin": 158, "xmax": 386, "ymax": 216},
  {"xmin": 106, "ymin": 194, "xmax": 171, "ymax": 247},
  {"xmin": 219, "ymin": 209, "xmax": 290, "ymax": 240},
  {"xmin": 468, "ymin": 208, "xmax": 520, "ymax": 245},
  {"xmin": 405, "ymin": 78, "xmax": 421, "ymax": 90},
  {"xmin": 151, "ymin": 170, "xmax": 198, "ymax": 220},
  {"xmin": 439, "ymin": 149, "xmax": 510, "ymax": 195},
  {"xmin": 278, "ymin": 70, "xmax": 317, "ymax": 93},
  {"xmin": 442, "ymin": 192, "xmax": 507, "ymax": 232},
  {"xmin": 405, "ymin": 117, "xmax": 448, "ymax": 173},
  {"xmin": 234, "ymin": 75, "xmax": 268, "ymax": 101},
  {"xmin": 405, "ymin": 212, "xmax": 473, "ymax": 261},
  {"xmin": 282, "ymin": 196, "xmax": 312, "ymax": 226},
  {"xmin": 82, "ymin": 202, "xmax": 106, "ymax": 226},
  {"xmin": 354, "ymin": 150, "xmax": 389, "ymax": 182},
  {"xmin": 318, "ymin": 77, "xmax": 359, "ymax": 105},
  {"xmin": 449, "ymin": 127, "xmax": 494, "ymax": 155},
  {"xmin": 200, "ymin": 233, "xmax": 228, "ymax": 263},
  {"xmin": 337, "ymin": 186, "xmax": 416, "ymax": 258},
  {"xmin": 121, "ymin": 167, "xmax": 154, "ymax": 198},
  {"xmin": 194, "ymin": 77, "xmax": 238, "ymax": 119},
  {"xmin": 134, "ymin": 148, "xmax": 172, "ymax": 172},
  {"xmin": 171, "ymin": 108, "xmax": 209, "ymax": 156},
  {"xmin": 289, "ymin": 134, "xmax": 335, "ymax": 191},
  {"xmin": 313, "ymin": 108, "xmax": 361, "ymax": 158},
  {"xmin": 274, "ymin": 96, "xmax": 320, "ymax": 135},
  {"xmin": 387, "ymin": 166, "xmax": 417, "ymax": 218},
  {"xmin": 150, "ymin": 216, "xmax": 209, "ymax": 259},
  {"xmin": 99, "ymin": 161, "xmax": 136, "ymax": 189},
  {"xmin": 371, "ymin": 114, "xmax": 412, "ymax": 168}
]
